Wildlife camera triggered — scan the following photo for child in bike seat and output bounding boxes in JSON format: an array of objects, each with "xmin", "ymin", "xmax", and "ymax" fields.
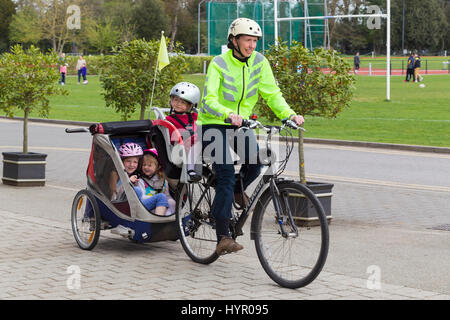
[
  {"xmin": 165, "ymin": 82, "xmax": 202, "ymax": 182},
  {"xmin": 134, "ymin": 148, "xmax": 175, "ymax": 216},
  {"xmin": 109, "ymin": 142, "xmax": 142, "ymax": 201}
]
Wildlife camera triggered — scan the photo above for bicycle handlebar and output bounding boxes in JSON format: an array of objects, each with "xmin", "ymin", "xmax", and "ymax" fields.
[
  {"xmin": 65, "ymin": 127, "xmax": 89, "ymax": 133},
  {"xmin": 224, "ymin": 117, "xmax": 305, "ymax": 131}
]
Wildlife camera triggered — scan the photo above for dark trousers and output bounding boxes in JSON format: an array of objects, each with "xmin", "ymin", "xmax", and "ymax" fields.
[
  {"xmin": 78, "ymin": 69, "xmax": 86, "ymax": 83},
  {"xmin": 406, "ymin": 68, "xmax": 415, "ymax": 81},
  {"xmin": 60, "ymin": 72, "xmax": 66, "ymax": 84},
  {"xmin": 201, "ymin": 125, "xmax": 262, "ymax": 240}
]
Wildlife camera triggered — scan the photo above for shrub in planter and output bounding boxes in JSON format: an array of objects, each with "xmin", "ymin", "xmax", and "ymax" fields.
[
  {"xmin": 0, "ymin": 45, "xmax": 67, "ymax": 186},
  {"xmin": 257, "ymin": 41, "xmax": 355, "ymax": 183},
  {"xmin": 256, "ymin": 41, "xmax": 355, "ymax": 224}
]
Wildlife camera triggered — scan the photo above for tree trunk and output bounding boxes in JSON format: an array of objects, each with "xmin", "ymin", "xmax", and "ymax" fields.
[
  {"xmin": 23, "ymin": 107, "xmax": 30, "ymax": 154},
  {"xmin": 140, "ymin": 95, "xmax": 148, "ymax": 120},
  {"xmin": 168, "ymin": 1, "xmax": 181, "ymax": 51},
  {"xmin": 298, "ymin": 129, "xmax": 306, "ymax": 184}
]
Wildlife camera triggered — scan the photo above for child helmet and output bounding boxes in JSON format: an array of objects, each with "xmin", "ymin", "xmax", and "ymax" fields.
[
  {"xmin": 118, "ymin": 142, "xmax": 143, "ymax": 158},
  {"xmin": 143, "ymin": 148, "xmax": 160, "ymax": 163},
  {"xmin": 169, "ymin": 82, "xmax": 200, "ymax": 109}
]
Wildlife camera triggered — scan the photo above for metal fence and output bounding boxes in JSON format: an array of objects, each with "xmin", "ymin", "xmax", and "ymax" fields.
[{"xmin": 205, "ymin": 0, "xmax": 325, "ymax": 56}]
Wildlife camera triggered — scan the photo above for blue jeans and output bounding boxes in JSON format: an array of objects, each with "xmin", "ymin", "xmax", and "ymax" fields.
[
  {"xmin": 134, "ymin": 188, "xmax": 168, "ymax": 211},
  {"xmin": 201, "ymin": 125, "xmax": 262, "ymax": 240}
]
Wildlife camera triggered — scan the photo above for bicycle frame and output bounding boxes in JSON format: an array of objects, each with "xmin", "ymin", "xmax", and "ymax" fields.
[{"xmin": 189, "ymin": 123, "xmax": 300, "ymax": 241}]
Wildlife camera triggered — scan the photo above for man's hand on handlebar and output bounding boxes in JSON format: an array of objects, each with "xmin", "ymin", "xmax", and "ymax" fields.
[
  {"xmin": 290, "ymin": 114, "xmax": 305, "ymax": 126},
  {"xmin": 228, "ymin": 113, "xmax": 243, "ymax": 127},
  {"xmin": 224, "ymin": 113, "xmax": 305, "ymax": 131}
]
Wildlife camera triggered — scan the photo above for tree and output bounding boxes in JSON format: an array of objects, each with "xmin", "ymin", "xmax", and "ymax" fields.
[
  {"xmin": 443, "ymin": 0, "xmax": 450, "ymax": 50},
  {"xmin": 100, "ymin": 39, "xmax": 188, "ymax": 121},
  {"xmin": 9, "ymin": 0, "xmax": 80, "ymax": 53},
  {"xmin": 326, "ymin": 0, "xmax": 449, "ymax": 54},
  {"xmin": 0, "ymin": 45, "xmax": 67, "ymax": 154},
  {"xmin": 402, "ymin": 0, "xmax": 448, "ymax": 52},
  {"xmin": 256, "ymin": 41, "xmax": 355, "ymax": 184},
  {"xmin": 9, "ymin": 5, "xmax": 43, "ymax": 46},
  {"xmin": 85, "ymin": 18, "xmax": 119, "ymax": 54},
  {"xmin": 103, "ymin": 0, "xmax": 137, "ymax": 43},
  {"xmin": 133, "ymin": 0, "xmax": 169, "ymax": 41},
  {"xmin": 0, "ymin": 0, "xmax": 16, "ymax": 52}
]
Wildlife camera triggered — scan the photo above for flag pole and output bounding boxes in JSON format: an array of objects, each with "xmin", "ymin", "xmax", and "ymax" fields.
[{"xmin": 149, "ymin": 31, "xmax": 163, "ymax": 119}]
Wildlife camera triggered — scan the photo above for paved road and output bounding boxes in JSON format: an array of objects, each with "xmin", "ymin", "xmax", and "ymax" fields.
[{"xmin": 0, "ymin": 119, "xmax": 449, "ymax": 300}]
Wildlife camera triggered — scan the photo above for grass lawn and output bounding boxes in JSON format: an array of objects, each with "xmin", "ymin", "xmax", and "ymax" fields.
[
  {"xmin": 21, "ymin": 73, "xmax": 450, "ymax": 148},
  {"xmin": 306, "ymin": 75, "xmax": 450, "ymax": 147}
]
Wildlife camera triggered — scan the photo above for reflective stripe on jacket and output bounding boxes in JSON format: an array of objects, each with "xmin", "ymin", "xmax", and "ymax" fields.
[{"xmin": 198, "ymin": 49, "xmax": 296, "ymax": 125}]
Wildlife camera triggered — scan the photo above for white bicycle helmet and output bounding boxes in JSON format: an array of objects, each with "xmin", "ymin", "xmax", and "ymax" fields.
[
  {"xmin": 227, "ymin": 18, "xmax": 262, "ymax": 40},
  {"xmin": 169, "ymin": 82, "xmax": 200, "ymax": 109}
]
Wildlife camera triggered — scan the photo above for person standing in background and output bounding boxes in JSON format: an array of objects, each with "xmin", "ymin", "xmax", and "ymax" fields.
[
  {"xmin": 353, "ymin": 52, "xmax": 360, "ymax": 75},
  {"xmin": 405, "ymin": 52, "xmax": 415, "ymax": 82},
  {"xmin": 76, "ymin": 55, "xmax": 88, "ymax": 84},
  {"xmin": 414, "ymin": 53, "xmax": 423, "ymax": 82},
  {"xmin": 58, "ymin": 53, "xmax": 67, "ymax": 85}
]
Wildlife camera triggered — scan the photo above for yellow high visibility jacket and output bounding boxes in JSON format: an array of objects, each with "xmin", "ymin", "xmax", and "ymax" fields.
[{"xmin": 198, "ymin": 49, "xmax": 296, "ymax": 125}]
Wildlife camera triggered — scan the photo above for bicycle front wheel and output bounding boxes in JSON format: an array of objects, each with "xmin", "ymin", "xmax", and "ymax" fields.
[
  {"xmin": 71, "ymin": 189, "xmax": 101, "ymax": 250},
  {"xmin": 253, "ymin": 182, "xmax": 329, "ymax": 288},
  {"xmin": 176, "ymin": 179, "xmax": 219, "ymax": 264}
]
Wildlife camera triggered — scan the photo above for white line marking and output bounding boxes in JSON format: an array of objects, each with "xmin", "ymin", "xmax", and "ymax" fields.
[{"xmin": 281, "ymin": 171, "xmax": 450, "ymax": 193}]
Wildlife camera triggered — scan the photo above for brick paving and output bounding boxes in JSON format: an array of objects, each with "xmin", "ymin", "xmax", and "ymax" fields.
[{"xmin": 0, "ymin": 207, "xmax": 449, "ymax": 300}]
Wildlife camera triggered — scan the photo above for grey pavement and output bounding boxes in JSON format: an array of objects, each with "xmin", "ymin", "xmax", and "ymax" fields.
[{"xmin": 0, "ymin": 118, "xmax": 449, "ymax": 300}]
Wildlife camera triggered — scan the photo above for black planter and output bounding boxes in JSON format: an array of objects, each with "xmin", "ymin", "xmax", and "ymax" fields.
[
  {"xmin": 291, "ymin": 181, "xmax": 334, "ymax": 227},
  {"xmin": 2, "ymin": 152, "xmax": 47, "ymax": 186}
]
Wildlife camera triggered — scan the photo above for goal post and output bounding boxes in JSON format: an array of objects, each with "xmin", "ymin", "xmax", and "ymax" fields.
[{"xmin": 274, "ymin": 0, "xmax": 392, "ymax": 101}]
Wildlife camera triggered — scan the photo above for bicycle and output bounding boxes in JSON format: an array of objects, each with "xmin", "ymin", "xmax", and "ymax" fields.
[{"xmin": 176, "ymin": 118, "xmax": 330, "ymax": 289}]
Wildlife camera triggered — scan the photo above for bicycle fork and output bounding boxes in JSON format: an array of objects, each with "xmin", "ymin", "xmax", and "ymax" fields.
[{"xmin": 270, "ymin": 180, "xmax": 299, "ymax": 238}]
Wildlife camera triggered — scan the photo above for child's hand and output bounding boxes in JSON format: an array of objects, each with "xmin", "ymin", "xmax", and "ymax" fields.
[{"xmin": 130, "ymin": 175, "xmax": 138, "ymax": 184}]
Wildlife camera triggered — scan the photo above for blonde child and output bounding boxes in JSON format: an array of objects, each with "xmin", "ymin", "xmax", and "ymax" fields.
[{"xmin": 134, "ymin": 148, "xmax": 175, "ymax": 216}]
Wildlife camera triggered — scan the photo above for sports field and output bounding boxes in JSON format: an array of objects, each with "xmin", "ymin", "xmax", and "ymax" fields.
[{"xmin": 20, "ymin": 73, "xmax": 450, "ymax": 148}]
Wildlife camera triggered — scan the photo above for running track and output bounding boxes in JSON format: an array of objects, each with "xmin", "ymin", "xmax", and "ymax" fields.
[{"xmin": 355, "ymin": 68, "xmax": 449, "ymax": 76}]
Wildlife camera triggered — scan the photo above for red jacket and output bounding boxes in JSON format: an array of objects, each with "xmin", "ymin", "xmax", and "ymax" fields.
[{"xmin": 165, "ymin": 113, "xmax": 198, "ymax": 146}]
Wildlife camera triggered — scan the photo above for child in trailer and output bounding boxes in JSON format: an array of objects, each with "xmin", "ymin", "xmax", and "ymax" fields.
[
  {"xmin": 109, "ymin": 142, "xmax": 142, "ymax": 201},
  {"xmin": 165, "ymin": 82, "xmax": 202, "ymax": 182},
  {"xmin": 133, "ymin": 148, "xmax": 176, "ymax": 216}
]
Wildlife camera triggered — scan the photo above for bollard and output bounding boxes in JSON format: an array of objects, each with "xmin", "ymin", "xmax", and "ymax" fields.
[
  {"xmin": 203, "ymin": 60, "xmax": 207, "ymax": 75},
  {"xmin": 369, "ymin": 63, "xmax": 372, "ymax": 76}
]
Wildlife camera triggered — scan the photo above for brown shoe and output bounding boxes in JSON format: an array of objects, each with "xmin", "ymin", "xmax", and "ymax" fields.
[
  {"xmin": 216, "ymin": 236, "xmax": 244, "ymax": 256},
  {"xmin": 234, "ymin": 192, "xmax": 249, "ymax": 208}
]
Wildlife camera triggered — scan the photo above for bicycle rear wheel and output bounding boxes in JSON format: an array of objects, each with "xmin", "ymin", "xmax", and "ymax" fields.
[
  {"xmin": 253, "ymin": 181, "xmax": 329, "ymax": 288},
  {"xmin": 176, "ymin": 178, "xmax": 219, "ymax": 264}
]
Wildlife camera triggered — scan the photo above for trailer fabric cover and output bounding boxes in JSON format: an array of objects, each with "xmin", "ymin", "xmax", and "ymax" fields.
[{"xmin": 89, "ymin": 120, "xmax": 153, "ymax": 135}]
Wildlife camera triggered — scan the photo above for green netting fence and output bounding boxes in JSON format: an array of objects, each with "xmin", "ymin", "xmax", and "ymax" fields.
[{"xmin": 206, "ymin": 0, "xmax": 325, "ymax": 56}]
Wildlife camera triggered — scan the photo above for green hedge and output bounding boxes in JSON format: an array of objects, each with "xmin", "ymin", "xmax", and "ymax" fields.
[{"xmin": 183, "ymin": 55, "xmax": 213, "ymax": 74}]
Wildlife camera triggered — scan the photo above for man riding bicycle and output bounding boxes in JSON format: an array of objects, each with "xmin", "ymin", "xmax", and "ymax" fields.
[{"xmin": 198, "ymin": 18, "xmax": 305, "ymax": 255}]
